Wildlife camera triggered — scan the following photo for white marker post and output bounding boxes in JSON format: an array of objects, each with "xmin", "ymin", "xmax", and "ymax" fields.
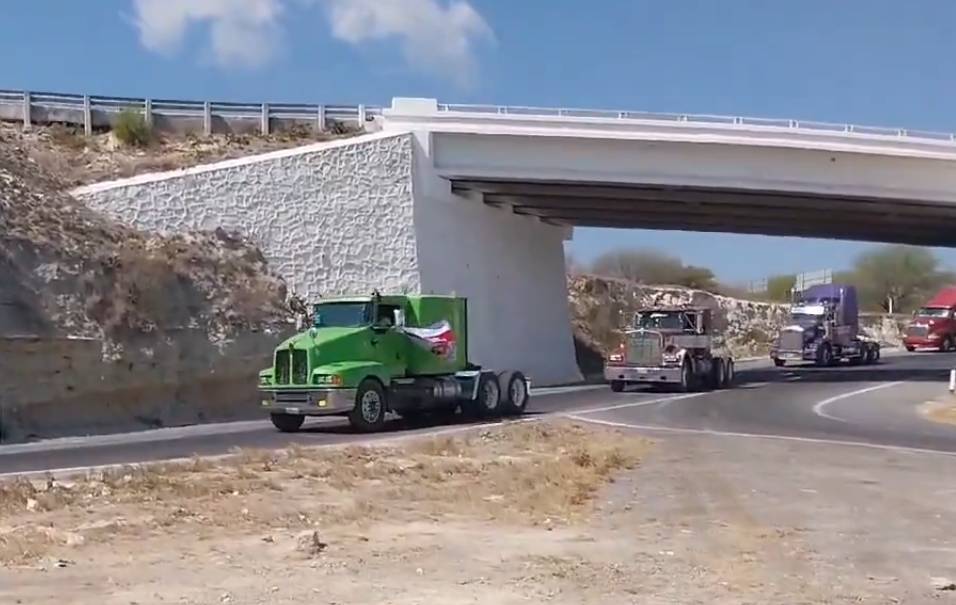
[{"xmin": 950, "ymin": 369, "xmax": 955, "ymax": 394}]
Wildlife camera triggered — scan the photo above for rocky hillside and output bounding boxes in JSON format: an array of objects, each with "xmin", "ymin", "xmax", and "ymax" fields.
[
  {"xmin": 567, "ymin": 274, "xmax": 905, "ymax": 376},
  {"xmin": 0, "ymin": 130, "xmax": 294, "ymax": 441}
]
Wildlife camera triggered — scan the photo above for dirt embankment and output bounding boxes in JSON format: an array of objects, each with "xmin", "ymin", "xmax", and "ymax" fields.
[
  {"xmin": 0, "ymin": 130, "xmax": 294, "ymax": 441},
  {"xmin": 2, "ymin": 121, "xmax": 360, "ymax": 188}
]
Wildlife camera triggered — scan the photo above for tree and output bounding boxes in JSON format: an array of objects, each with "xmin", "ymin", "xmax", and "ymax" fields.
[
  {"xmin": 591, "ymin": 248, "xmax": 718, "ymax": 291},
  {"xmin": 848, "ymin": 245, "xmax": 955, "ymax": 313},
  {"xmin": 766, "ymin": 274, "xmax": 796, "ymax": 302}
]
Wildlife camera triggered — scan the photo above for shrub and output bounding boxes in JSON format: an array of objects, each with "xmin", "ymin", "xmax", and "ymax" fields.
[{"xmin": 113, "ymin": 108, "xmax": 152, "ymax": 147}]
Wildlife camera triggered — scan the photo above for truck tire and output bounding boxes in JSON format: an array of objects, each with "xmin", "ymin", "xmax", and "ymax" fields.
[
  {"xmin": 348, "ymin": 378, "xmax": 387, "ymax": 433},
  {"xmin": 709, "ymin": 359, "xmax": 724, "ymax": 390},
  {"xmin": 773, "ymin": 358, "xmax": 786, "ymax": 368},
  {"xmin": 462, "ymin": 372, "xmax": 501, "ymax": 419},
  {"xmin": 499, "ymin": 371, "xmax": 530, "ymax": 416},
  {"xmin": 610, "ymin": 380, "xmax": 626, "ymax": 393},
  {"xmin": 270, "ymin": 413, "xmax": 304, "ymax": 433},
  {"xmin": 816, "ymin": 343, "xmax": 833, "ymax": 367},
  {"xmin": 723, "ymin": 359, "xmax": 735, "ymax": 387},
  {"xmin": 677, "ymin": 360, "xmax": 694, "ymax": 393},
  {"xmin": 940, "ymin": 336, "xmax": 954, "ymax": 353}
]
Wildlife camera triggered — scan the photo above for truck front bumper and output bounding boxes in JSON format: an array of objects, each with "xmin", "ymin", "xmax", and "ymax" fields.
[
  {"xmin": 772, "ymin": 350, "xmax": 811, "ymax": 362},
  {"xmin": 604, "ymin": 365, "xmax": 682, "ymax": 383},
  {"xmin": 903, "ymin": 335, "xmax": 942, "ymax": 348},
  {"xmin": 259, "ymin": 388, "xmax": 357, "ymax": 416}
]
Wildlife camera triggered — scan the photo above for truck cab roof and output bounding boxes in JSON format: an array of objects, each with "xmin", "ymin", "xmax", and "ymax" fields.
[{"xmin": 925, "ymin": 286, "xmax": 956, "ymax": 309}]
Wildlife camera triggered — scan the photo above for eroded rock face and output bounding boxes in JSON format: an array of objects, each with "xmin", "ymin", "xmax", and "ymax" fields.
[{"xmin": 0, "ymin": 132, "xmax": 294, "ymax": 441}]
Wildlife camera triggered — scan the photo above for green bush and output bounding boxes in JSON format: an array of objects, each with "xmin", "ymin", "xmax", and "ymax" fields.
[{"xmin": 114, "ymin": 108, "xmax": 152, "ymax": 147}]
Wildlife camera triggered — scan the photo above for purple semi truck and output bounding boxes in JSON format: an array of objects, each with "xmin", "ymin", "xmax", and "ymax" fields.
[{"xmin": 770, "ymin": 284, "xmax": 880, "ymax": 367}]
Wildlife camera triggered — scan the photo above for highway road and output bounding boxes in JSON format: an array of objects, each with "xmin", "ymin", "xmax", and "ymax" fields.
[{"xmin": 3, "ymin": 351, "xmax": 956, "ymax": 476}]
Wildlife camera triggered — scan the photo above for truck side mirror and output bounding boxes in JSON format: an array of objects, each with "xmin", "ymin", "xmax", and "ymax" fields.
[{"xmin": 394, "ymin": 309, "xmax": 405, "ymax": 327}]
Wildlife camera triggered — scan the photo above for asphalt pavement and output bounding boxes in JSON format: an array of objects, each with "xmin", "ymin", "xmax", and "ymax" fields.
[{"xmin": 3, "ymin": 352, "xmax": 956, "ymax": 476}]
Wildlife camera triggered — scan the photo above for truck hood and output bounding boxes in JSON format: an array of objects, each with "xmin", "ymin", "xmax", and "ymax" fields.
[{"xmin": 278, "ymin": 326, "xmax": 368, "ymax": 350}]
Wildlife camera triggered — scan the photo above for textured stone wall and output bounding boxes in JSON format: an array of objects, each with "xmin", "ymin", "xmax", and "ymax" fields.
[{"xmin": 74, "ymin": 132, "xmax": 419, "ymax": 300}]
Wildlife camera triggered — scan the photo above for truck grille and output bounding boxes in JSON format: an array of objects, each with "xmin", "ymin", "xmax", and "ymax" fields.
[
  {"xmin": 274, "ymin": 390, "xmax": 310, "ymax": 405},
  {"xmin": 275, "ymin": 349, "xmax": 309, "ymax": 385},
  {"xmin": 907, "ymin": 325, "xmax": 929, "ymax": 338},
  {"xmin": 779, "ymin": 330, "xmax": 804, "ymax": 351},
  {"xmin": 292, "ymin": 349, "xmax": 309, "ymax": 384},
  {"xmin": 627, "ymin": 332, "xmax": 662, "ymax": 366},
  {"xmin": 275, "ymin": 350, "xmax": 291, "ymax": 384}
]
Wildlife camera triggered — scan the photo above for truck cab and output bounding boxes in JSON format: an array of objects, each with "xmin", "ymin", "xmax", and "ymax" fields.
[
  {"xmin": 258, "ymin": 292, "xmax": 529, "ymax": 433},
  {"xmin": 904, "ymin": 286, "xmax": 956, "ymax": 352},
  {"xmin": 771, "ymin": 284, "xmax": 879, "ymax": 367},
  {"xmin": 604, "ymin": 307, "xmax": 735, "ymax": 393}
]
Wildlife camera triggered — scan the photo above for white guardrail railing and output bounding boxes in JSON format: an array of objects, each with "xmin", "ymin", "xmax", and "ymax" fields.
[
  {"xmin": 436, "ymin": 103, "xmax": 956, "ymax": 144},
  {"xmin": 0, "ymin": 89, "xmax": 383, "ymax": 136}
]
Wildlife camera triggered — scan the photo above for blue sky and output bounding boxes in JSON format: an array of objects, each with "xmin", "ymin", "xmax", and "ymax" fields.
[{"xmin": 3, "ymin": 0, "xmax": 956, "ymax": 283}]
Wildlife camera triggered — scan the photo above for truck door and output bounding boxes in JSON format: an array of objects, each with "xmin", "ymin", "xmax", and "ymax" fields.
[{"xmin": 372, "ymin": 303, "xmax": 408, "ymax": 378}]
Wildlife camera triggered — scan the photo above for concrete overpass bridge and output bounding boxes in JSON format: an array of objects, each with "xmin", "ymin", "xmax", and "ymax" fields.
[
  {"xmin": 384, "ymin": 98, "xmax": 956, "ymax": 247},
  {"xmin": 75, "ymin": 98, "xmax": 956, "ymax": 385}
]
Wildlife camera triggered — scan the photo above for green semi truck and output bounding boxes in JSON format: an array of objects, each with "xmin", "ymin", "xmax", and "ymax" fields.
[{"xmin": 258, "ymin": 292, "xmax": 530, "ymax": 432}]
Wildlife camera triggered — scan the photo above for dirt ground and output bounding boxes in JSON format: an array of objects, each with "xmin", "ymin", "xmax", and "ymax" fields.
[
  {"xmin": 1, "ymin": 121, "xmax": 361, "ymax": 188},
  {"xmin": 2, "ymin": 421, "xmax": 955, "ymax": 604},
  {"xmin": 921, "ymin": 397, "xmax": 956, "ymax": 426}
]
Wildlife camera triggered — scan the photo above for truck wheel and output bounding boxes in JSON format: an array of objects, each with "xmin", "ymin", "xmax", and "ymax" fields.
[
  {"xmin": 816, "ymin": 344, "xmax": 833, "ymax": 367},
  {"xmin": 723, "ymin": 360, "xmax": 735, "ymax": 387},
  {"xmin": 905, "ymin": 345, "xmax": 916, "ymax": 352},
  {"xmin": 940, "ymin": 336, "xmax": 954, "ymax": 353},
  {"xmin": 499, "ymin": 371, "xmax": 530, "ymax": 416},
  {"xmin": 462, "ymin": 373, "xmax": 501, "ymax": 419},
  {"xmin": 610, "ymin": 380, "xmax": 626, "ymax": 393},
  {"xmin": 677, "ymin": 360, "xmax": 694, "ymax": 393},
  {"xmin": 773, "ymin": 358, "xmax": 786, "ymax": 368},
  {"xmin": 270, "ymin": 413, "xmax": 304, "ymax": 433},
  {"xmin": 348, "ymin": 378, "xmax": 387, "ymax": 433},
  {"xmin": 710, "ymin": 359, "xmax": 724, "ymax": 390}
]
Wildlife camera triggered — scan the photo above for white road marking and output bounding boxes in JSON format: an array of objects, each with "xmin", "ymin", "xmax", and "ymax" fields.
[
  {"xmin": 811, "ymin": 381, "xmax": 906, "ymax": 423},
  {"xmin": 532, "ymin": 384, "xmax": 605, "ymax": 396},
  {"xmin": 785, "ymin": 376, "xmax": 803, "ymax": 382},
  {"xmin": 739, "ymin": 382, "xmax": 769, "ymax": 389},
  {"xmin": 569, "ymin": 392, "xmax": 708, "ymax": 415},
  {"xmin": 564, "ymin": 414, "xmax": 956, "ymax": 459}
]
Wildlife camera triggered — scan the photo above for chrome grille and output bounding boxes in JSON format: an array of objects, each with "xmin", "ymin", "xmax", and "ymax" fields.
[
  {"xmin": 779, "ymin": 330, "xmax": 804, "ymax": 351},
  {"xmin": 274, "ymin": 350, "xmax": 291, "ymax": 384},
  {"xmin": 292, "ymin": 349, "xmax": 309, "ymax": 384},
  {"xmin": 907, "ymin": 325, "xmax": 929, "ymax": 338},
  {"xmin": 627, "ymin": 332, "xmax": 662, "ymax": 366}
]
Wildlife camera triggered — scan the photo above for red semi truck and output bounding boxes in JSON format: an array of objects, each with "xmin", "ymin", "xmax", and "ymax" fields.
[{"xmin": 904, "ymin": 287, "xmax": 956, "ymax": 352}]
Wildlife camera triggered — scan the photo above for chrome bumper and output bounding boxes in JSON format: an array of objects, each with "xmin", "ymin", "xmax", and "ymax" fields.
[
  {"xmin": 604, "ymin": 365, "xmax": 682, "ymax": 383},
  {"xmin": 259, "ymin": 388, "xmax": 357, "ymax": 416}
]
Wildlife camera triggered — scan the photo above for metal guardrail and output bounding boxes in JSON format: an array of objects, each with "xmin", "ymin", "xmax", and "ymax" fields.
[
  {"xmin": 0, "ymin": 89, "xmax": 383, "ymax": 136},
  {"xmin": 436, "ymin": 103, "xmax": 956, "ymax": 144}
]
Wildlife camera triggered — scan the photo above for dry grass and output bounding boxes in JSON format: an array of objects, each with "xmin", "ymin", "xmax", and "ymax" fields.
[
  {"xmin": 920, "ymin": 398, "xmax": 956, "ymax": 426},
  {"xmin": 0, "ymin": 421, "xmax": 649, "ymax": 564},
  {"xmin": 2, "ymin": 121, "xmax": 364, "ymax": 188}
]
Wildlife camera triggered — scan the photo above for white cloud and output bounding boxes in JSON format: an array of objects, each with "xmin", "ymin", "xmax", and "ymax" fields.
[
  {"xmin": 322, "ymin": 0, "xmax": 494, "ymax": 87},
  {"xmin": 130, "ymin": 0, "xmax": 493, "ymax": 86},
  {"xmin": 132, "ymin": 0, "xmax": 284, "ymax": 68}
]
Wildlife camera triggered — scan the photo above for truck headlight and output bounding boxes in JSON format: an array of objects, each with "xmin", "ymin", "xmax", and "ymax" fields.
[
  {"xmin": 662, "ymin": 351, "xmax": 680, "ymax": 364},
  {"xmin": 313, "ymin": 374, "xmax": 343, "ymax": 386},
  {"xmin": 608, "ymin": 353, "xmax": 624, "ymax": 363},
  {"xmin": 259, "ymin": 375, "xmax": 271, "ymax": 385}
]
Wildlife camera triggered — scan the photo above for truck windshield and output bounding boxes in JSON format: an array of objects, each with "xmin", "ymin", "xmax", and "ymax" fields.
[
  {"xmin": 312, "ymin": 302, "xmax": 371, "ymax": 327},
  {"xmin": 917, "ymin": 307, "xmax": 951, "ymax": 318},
  {"xmin": 635, "ymin": 311, "xmax": 692, "ymax": 331}
]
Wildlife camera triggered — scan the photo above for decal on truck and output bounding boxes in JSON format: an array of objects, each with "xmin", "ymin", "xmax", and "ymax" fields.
[{"xmin": 402, "ymin": 320, "xmax": 457, "ymax": 361}]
